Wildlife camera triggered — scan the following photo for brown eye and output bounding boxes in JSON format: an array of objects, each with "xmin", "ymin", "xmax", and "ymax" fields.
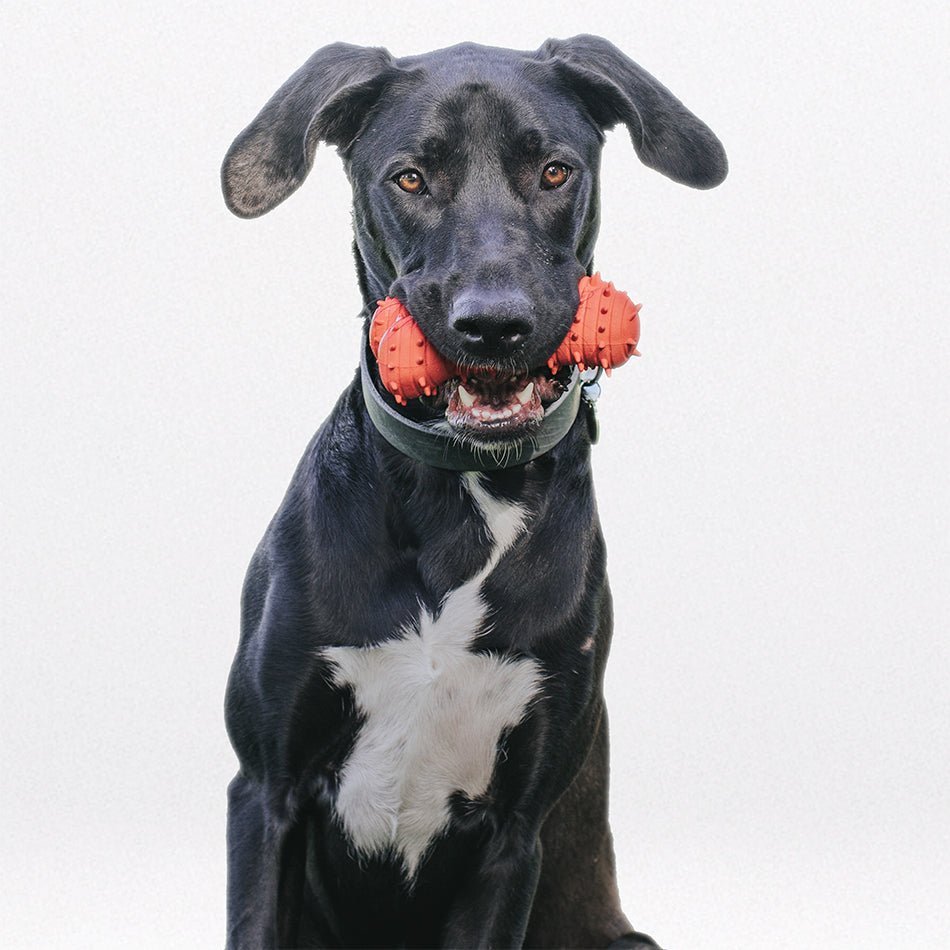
[
  {"xmin": 541, "ymin": 162, "xmax": 572, "ymax": 189},
  {"xmin": 395, "ymin": 169, "xmax": 426, "ymax": 194}
]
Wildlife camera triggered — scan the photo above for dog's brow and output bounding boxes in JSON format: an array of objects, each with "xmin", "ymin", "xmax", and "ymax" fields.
[
  {"xmin": 511, "ymin": 128, "xmax": 550, "ymax": 163},
  {"xmin": 418, "ymin": 135, "xmax": 455, "ymax": 164},
  {"xmin": 520, "ymin": 129, "xmax": 543, "ymax": 153}
]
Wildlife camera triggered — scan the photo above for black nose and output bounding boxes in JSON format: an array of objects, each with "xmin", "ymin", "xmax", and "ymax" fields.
[{"xmin": 450, "ymin": 290, "xmax": 533, "ymax": 353}]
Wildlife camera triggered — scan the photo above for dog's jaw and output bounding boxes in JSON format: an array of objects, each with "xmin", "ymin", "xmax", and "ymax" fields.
[
  {"xmin": 450, "ymin": 376, "xmax": 540, "ymax": 430},
  {"xmin": 443, "ymin": 371, "xmax": 560, "ymax": 437}
]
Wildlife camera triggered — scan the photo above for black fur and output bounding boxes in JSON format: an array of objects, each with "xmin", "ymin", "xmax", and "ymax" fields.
[{"xmin": 223, "ymin": 35, "xmax": 725, "ymax": 948}]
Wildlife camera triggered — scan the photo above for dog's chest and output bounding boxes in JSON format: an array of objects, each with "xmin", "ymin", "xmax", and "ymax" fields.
[{"xmin": 323, "ymin": 475, "xmax": 540, "ymax": 877}]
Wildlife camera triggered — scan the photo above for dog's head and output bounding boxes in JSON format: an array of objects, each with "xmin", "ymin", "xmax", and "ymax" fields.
[{"xmin": 223, "ymin": 36, "xmax": 726, "ymax": 446}]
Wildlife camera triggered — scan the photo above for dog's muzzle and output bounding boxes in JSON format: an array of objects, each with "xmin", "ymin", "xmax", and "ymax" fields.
[{"xmin": 370, "ymin": 273, "xmax": 640, "ymax": 403}]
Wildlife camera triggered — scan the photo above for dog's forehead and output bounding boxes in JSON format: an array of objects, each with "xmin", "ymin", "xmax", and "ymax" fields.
[{"xmin": 350, "ymin": 44, "xmax": 598, "ymax": 167}]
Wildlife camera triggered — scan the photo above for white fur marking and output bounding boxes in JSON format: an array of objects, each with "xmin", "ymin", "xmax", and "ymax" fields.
[
  {"xmin": 324, "ymin": 477, "xmax": 537, "ymax": 877},
  {"xmin": 462, "ymin": 472, "xmax": 526, "ymax": 560}
]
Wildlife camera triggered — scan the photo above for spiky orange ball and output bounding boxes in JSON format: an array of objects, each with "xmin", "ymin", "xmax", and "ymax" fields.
[
  {"xmin": 369, "ymin": 302, "xmax": 455, "ymax": 404},
  {"xmin": 548, "ymin": 273, "xmax": 641, "ymax": 375}
]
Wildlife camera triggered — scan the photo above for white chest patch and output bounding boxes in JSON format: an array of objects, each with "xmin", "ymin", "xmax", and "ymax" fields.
[{"xmin": 323, "ymin": 475, "xmax": 540, "ymax": 877}]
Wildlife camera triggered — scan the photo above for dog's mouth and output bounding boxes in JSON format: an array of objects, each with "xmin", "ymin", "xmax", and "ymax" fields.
[{"xmin": 426, "ymin": 365, "xmax": 573, "ymax": 439}]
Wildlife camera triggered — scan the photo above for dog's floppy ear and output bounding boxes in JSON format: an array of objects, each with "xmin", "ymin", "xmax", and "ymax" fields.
[
  {"xmin": 539, "ymin": 34, "xmax": 728, "ymax": 189},
  {"xmin": 222, "ymin": 43, "xmax": 396, "ymax": 218}
]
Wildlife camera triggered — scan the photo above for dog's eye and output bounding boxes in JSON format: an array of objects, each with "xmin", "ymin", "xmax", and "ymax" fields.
[
  {"xmin": 395, "ymin": 169, "xmax": 427, "ymax": 195},
  {"xmin": 540, "ymin": 163, "xmax": 572, "ymax": 189}
]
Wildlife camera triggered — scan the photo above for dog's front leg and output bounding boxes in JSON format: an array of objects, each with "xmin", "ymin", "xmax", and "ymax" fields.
[
  {"xmin": 226, "ymin": 774, "xmax": 309, "ymax": 949},
  {"xmin": 442, "ymin": 826, "xmax": 542, "ymax": 949}
]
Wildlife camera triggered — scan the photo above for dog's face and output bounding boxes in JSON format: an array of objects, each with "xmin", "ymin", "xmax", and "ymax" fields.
[
  {"xmin": 345, "ymin": 52, "xmax": 601, "ymax": 438},
  {"xmin": 222, "ymin": 37, "xmax": 727, "ymax": 443}
]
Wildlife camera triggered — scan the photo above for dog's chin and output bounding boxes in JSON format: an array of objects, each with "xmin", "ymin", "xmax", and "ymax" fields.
[{"xmin": 428, "ymin": 366, "xmax": 572, "ymax": 443}]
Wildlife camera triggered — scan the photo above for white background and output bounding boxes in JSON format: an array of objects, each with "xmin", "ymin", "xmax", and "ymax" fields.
[{"xmin": 3, "ymin": 2, "xmax": 947, "ymax": 947}]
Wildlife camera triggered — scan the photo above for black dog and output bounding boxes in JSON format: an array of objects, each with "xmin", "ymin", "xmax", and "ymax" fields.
[{"xmin": 222, "ymin": 35, "xmax": 726, "ymax": 949}]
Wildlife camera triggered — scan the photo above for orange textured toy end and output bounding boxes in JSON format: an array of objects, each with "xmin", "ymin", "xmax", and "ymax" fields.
[
  {"xmin": 548, "ymin": 273, "xmax": 641, "ymax": 376},
  {"xmin": 370, "ymin": 299, "xmax": 457, "ymax": 404}
]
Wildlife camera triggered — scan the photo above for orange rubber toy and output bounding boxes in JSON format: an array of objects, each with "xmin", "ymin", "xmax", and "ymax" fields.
[{"xmin": 370, "ymin": 273, "xmax": 641, "ymax": 404}]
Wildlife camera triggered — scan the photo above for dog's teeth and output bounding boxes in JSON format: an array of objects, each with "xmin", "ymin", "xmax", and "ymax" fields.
[
  {"xmin": 458, "ymin": 385, "xmax": 476, "ymax": 407},
  {"xmin": 515, "ymin": 381, "xmax": 534, "ymax": 404}
]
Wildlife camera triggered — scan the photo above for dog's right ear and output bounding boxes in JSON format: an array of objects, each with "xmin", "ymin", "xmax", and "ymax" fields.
[{"xmin": 222, "ymin": 43, "xmax": 395, "ymax": 218}]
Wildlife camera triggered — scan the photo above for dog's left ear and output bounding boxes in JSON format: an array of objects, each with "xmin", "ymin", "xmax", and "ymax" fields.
[
  {"xmin": 222, "ymin": 42, "xmax": 397, "ymax": 218},
  {"xmin": 539, "ymin": 35, "xmax": 728, "ymax": 189}
]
